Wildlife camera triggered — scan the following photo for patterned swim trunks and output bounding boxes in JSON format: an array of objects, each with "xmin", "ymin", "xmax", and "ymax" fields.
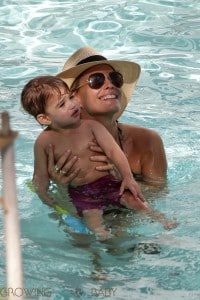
[{"xmin": 68, "ymin": 175, "xmax": 123, "ymax": 216}]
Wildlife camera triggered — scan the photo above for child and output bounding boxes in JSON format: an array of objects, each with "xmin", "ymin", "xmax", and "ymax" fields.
[{"xmin": 21, "ymin": 76, "xmax": 177, "ymax": 239}]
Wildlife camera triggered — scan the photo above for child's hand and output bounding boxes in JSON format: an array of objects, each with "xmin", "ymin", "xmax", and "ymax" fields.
[
  {"xmin": 121, "ymin": 190, "xmax": 149, "ymax": 211},
  {"xmin": 119, "ymin": 178, "xmax": 149, "ymax": 210},
  {"xmin": 119, "ymin": 177, "xmax": 143, "ymax": 199}
]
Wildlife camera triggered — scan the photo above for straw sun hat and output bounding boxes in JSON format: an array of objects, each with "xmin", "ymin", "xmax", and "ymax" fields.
[{"xmin": 57, "ymin": 46, "xmax": 141, "ymax": 118}]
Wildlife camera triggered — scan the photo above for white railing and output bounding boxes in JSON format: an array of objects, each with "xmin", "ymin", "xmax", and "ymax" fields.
[{"xmin": 0, "ymin": 112, "xmax": 23, "ymax": 300}]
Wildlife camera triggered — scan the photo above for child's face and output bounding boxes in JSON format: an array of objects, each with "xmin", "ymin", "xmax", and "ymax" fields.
[{"xmin": 44, "ymin": 86, "xmax": 81, "ymax": 128}]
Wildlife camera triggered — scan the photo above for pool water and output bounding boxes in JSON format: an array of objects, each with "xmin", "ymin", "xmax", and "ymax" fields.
[{"xmin": 0, "ymin": 0, "xmax": 200, "ymax": 299}]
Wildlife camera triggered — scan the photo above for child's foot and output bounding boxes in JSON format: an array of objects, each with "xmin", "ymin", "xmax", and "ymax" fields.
[
  {"xmin": 95, "ymin": 227, "xmax": 114, "ymax": 241},
  {"xmin": 162, "ymin": 219, "xmax": 179, "ymax": 230}
]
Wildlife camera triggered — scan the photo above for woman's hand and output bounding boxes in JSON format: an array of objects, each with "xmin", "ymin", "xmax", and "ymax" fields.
[
  {"xmin": 89, "ymin": 140, "xmax": 121, "ymax": 178},
  {"xmin": 47, "ymin": 144, "xmax": 80, "ymax": 185}
]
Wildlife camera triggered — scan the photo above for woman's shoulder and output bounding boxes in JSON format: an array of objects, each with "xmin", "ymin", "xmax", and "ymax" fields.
[{"xmin": 118, "ymin": 122, "xmax": 163, "ymax": 144}]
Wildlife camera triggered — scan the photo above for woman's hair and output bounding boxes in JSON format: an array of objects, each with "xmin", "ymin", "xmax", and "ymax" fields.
[
  {"xmin": 21, "ymin": 75, "xmax": 69, "ymax": 118},
  {"xmin": 70, "ymin": 73, "xmax": 83, "ymax": 94}
]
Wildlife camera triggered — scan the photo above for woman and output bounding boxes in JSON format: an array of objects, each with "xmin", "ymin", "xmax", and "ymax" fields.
[{"xmin": 47, "ymin": 46, "xmax": 167, "ymax": 189}]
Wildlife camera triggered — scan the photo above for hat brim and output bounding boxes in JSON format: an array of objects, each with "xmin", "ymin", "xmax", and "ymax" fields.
[{"xmin": 56, "ymin": 59, "xmax": 141, "ymax": 119}]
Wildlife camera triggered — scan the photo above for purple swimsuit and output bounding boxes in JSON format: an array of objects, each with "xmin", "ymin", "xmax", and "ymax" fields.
[{"xmin": 68, "ymin": 175, "xmax": 123, "ymax": 216}]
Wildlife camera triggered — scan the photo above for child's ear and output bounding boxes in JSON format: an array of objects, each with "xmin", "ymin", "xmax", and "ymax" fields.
[{"xmin": 36, "ymin": 114, "xmax": 51, "ymax": 126}]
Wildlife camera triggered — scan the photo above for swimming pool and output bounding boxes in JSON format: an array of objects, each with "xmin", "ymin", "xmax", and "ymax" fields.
[{"xmin": 0, "ymin": 0, "xmax": 200, "ymax": 299}]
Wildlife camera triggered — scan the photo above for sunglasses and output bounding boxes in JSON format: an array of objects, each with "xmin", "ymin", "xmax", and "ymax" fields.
[{"xmin": 73, "ymin": 71, "xmax": 124, "ymax": 91}]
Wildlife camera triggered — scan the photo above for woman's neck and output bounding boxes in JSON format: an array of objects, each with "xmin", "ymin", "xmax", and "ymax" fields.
[
  {"xmin": 93, "ymin": 115, "xmax": 121, "ymax": 144},
  {"xmin": 81, "ymin": 110, "xmax": 120, "ymax": 142}
]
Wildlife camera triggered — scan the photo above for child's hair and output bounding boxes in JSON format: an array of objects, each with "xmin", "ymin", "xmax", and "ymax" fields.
[{"xmin": 21, "ymin": 75, "xmax": 69, "ymax": 118}]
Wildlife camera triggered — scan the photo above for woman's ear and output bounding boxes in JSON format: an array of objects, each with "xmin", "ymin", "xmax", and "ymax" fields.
[{"xmin": 36, "ymin": 114, "xmax": 51, "ymax": 126}]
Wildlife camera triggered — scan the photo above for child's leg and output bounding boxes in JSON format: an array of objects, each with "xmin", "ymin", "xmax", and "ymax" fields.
[
  {"xmin": 83, "ymin": 209, "xmax": 113, "ymax": 240},
  {"xmin": 121, "ymin": 191, "xmax": 178, "ymax": 230},
  {"xmin": 145, "ymin": 209, "xmax": 179, "ymax": 230},
  {"xmin": 120, "ymin": 190, "xmax": 149, "ymax": 210}
]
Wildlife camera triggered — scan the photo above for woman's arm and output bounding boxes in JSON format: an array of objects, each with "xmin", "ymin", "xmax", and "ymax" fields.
[
  {"xmin": 119, "ymin": 123, "xmax": 167, "ymax": 187},
  {"xmin": 141, "ymin": 130, "xmax": 167, "ymax": 185}
]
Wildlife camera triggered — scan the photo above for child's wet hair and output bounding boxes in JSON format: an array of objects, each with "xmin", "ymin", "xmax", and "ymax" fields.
[{"xmin": 21, "ymin": 75, "xmax": 69, "ymax": 118}]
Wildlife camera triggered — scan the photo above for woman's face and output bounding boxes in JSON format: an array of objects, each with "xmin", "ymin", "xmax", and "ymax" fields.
[{"xmin": 75, "ymin": 64, "xmax": 122, "ymax": 118}]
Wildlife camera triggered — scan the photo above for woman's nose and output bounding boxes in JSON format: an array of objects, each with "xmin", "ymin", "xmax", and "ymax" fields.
[{"xmin": 104, "ymin": 75, "xmax": 114, "ymax": 88}]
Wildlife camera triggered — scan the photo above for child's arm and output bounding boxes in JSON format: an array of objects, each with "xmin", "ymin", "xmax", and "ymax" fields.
[
  {"xmin": 90, "ymin": 121, "xmax": 148, "ymax": 209},
  {"xmin": 33, "ymin": 138, "xmax": 57, "ymax": 208}
]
